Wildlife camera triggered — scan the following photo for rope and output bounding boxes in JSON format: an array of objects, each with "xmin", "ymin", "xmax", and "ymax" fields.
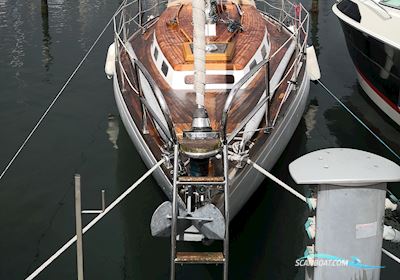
[
  {"xmin": 246, "ymin": 159, "xmax": 400, "ymax": 264},
  {"xmin": 247, "ymin": 159, "xmax": 307, "ymax": 203},
  {"xmin": 25, "ymin": 158, "xmax": 165, "ymax": 280},
  {"xmin": 382, "ymin": 248, "xmax": 400, "ymax": 264},
  {"xmin": 315, "ymin": 79, "xmax": 400, "ymax": 162},
  {"xmin": 0, "ymin": 2, "xmax": 125, "ymax": 183}
]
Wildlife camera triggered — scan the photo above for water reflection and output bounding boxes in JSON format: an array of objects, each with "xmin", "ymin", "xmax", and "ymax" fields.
[
  {"xmin": 51, "ymin": 0, "xmax": 67, "ymax": 35},
  {"xmin": 10, "ymin": 1, "xmax": 25, "ymax": 78},
  {"xmin": 41, "ymin": 0, "xmax": 53, "ymax": 71},
  {"xmin": 78, "ymin": 0, "xmax": 104, "ymax": 50},
  {"xmin": 107, "ymin": 114, "xmax": 120, "ymax": 149},
  {"xmin": 324, "ymin": 86, "xmax": 400, "ymax": 161},
  {"xmin": 309, "ymin": 0, "xmax": 320, "ymax": 56},
  {"xmin": 116, "ymin": 120, "xmax": 170, "ymax": 279},
  {"xmin": 0, "ymin": 0, "xmax": 6, "ymax": 29},
  {"xmin": 304, "ymin": 98, "xmax": 319, "ymax": 139}
]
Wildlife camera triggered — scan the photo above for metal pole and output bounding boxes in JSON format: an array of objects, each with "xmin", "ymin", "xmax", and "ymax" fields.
[
  {"xmin": 26, "ymin": 159, "xmax": 166, "ymax": 280},
  {"xmin": 101, "ymin": 190, "xmax": 106, "ymax": 212},
  {"xmin": 266, "ymin": 60, "xmax": 271, "ymax": 127},
  {"xmin": 223, "ymin": 144, "xmax": 229, "ymax": 280},
  {"xmin": 138, "ymin": 0, "xmax": 142, "ymax": 27},
  {"xmin": 170, "ymin": 144, "xmax": 179, "ymax": 280},
  {"xmin": 74, "ymin": 175, "xmax": 84, "ymax": 280}
]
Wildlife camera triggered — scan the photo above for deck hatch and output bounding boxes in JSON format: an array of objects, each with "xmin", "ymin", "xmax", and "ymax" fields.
[{"xmin": 182, "ymin": 42, "xmax": 235, "ymax": 62}]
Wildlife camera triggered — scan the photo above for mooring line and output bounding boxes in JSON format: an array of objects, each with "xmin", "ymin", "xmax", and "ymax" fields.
[
  {"xmin": 25, "ymin": 158, "xmax": 165, "ymax": 280},
  {"xmin": 247, "ymin": 159, "xmax": 306, "ymax": 203},
  {"xmin": 382, "ymin": 248, "xmax": 400, "ymax": 264},
  {"xmin": 316, "ymin": 79, "xmax": 400, "ymax": 162},
  {"xmin": 0, "ymin": 3, "xmax": 125, "ymax": 183}
]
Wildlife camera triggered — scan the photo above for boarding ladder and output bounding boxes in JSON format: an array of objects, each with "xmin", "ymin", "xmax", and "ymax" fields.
[{"xmin": 170, "ymin": 144, "xmax": 229, "ymax": 280}]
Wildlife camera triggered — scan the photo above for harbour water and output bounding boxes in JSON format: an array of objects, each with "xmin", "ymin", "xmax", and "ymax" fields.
[{"xmin": 0, "ymin": 0, "xmax": 399, "ymax": 279}]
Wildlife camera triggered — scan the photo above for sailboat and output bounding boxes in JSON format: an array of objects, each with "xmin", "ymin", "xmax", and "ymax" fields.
[{"xmin": 106, "ymin": 0, "xmax": 314, "ymax": 277}]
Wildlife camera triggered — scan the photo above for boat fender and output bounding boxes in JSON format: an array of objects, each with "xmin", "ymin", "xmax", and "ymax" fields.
[
  {"xmin": 241, "ymin": 91, "xmax": 267, "ymax": 145},
  {"xmin": 385, "ymin": 197, "xmax": 398, "ymax": 211},
  {"xmin": 105, "ymin": 43, "xmax": 116, "ymax": 79},
  {"xmin": 383, "ymin": 225, "xmax": 400, "ymax": 243},
  {"xmin": 304, "ymin": 216, "xmax": 316, "ymax": 239},
  {"xmin": 306, "ymin": 45, "xmax": 321, "ymax": 81}
]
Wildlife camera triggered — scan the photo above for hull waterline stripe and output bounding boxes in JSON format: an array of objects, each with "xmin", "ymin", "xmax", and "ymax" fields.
[{"xmin": 355, "ymin": 66, "xmax": 400, "ymax": 113}]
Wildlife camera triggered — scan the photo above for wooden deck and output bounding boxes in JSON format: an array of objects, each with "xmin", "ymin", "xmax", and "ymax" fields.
[
  {"xmin": 117, "ymin": 3, "xmax": 299, "ymax": 177},
  {"xmin": 128, "ymin": 15, "xmax": 291, "ymax": 133},
  {"xmin": 156, "ymin": 4, "xmax": 266, "ymax": 70}
]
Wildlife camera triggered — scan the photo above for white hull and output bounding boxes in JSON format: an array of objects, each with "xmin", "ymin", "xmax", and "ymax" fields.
[{"xmin": 113, "ymin": 70, "xmax": 310, "ymax": 219}]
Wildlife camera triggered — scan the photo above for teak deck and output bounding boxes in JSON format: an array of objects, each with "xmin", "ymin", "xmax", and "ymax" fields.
[
  {"xmin": 117, "ymin": 3, "xmax": 297, "ymax": 169},
  {"xmin": 156, "ymin": 4, "xmax": 266, "ymax": 70}
]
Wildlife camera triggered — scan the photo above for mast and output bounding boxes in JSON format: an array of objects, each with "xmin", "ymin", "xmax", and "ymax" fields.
[{"xmin": 192, "ymin": 0, "xmax": 206, "ymax": 107}]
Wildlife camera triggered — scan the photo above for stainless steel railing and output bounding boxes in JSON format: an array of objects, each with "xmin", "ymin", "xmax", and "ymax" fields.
[
  {"xmin": 113, "ymin": 0, "xmax": 177, "ymax": 146},
  {"xmin": 221, "ymin": 0, "xmax": 309, "ymax": 143},
  {"xmin": 113, "ymin": 0, "xmax": 309, "ymax": 145}
]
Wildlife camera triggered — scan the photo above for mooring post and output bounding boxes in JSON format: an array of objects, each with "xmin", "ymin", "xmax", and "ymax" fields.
[
  {"xmin": 74, "ymin": 174, "xmax": 84, "ymax": 280},
  {"xmin": 289, "ymin": 148, "xmax": 400, "ymax": 280},
  {"xmin": 41, "ymin": 0, "xmax": 48, "ymax": 16},
  {"xmin": 311, "ymin": 0, "xmax": 318, "ymax": 14}
]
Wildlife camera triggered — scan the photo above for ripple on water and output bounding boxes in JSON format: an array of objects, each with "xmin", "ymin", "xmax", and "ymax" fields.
[{"xmin": 0, "ymin": 0, "xmax": 8, "ymax": 28}]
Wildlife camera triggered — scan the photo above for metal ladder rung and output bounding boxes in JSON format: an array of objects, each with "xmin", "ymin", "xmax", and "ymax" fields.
[
  {"xmin": 175, "ymin": 252, "xmax": 225, "ymax": 264},
  {"xmin": 170, "ymin": 144, "xmax": 229, "ymax": 280}
]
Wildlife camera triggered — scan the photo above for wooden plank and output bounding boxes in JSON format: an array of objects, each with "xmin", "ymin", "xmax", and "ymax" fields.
[
  {"xmin": 179, "ymin": 176, "xmax": 225, "ymax": 182},
  {"xmin": 155, "ymin": 4, "xmax": 267, "ymax": 70},
  {"xmin": 175, "ymin": 252, "xmax": 225, "ymax": 264}
]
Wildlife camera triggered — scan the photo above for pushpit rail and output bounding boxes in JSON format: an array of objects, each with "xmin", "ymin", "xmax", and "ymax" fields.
[{"xmin": 25, "ymin": 158, "xmax": 166, "ymax": 280}]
